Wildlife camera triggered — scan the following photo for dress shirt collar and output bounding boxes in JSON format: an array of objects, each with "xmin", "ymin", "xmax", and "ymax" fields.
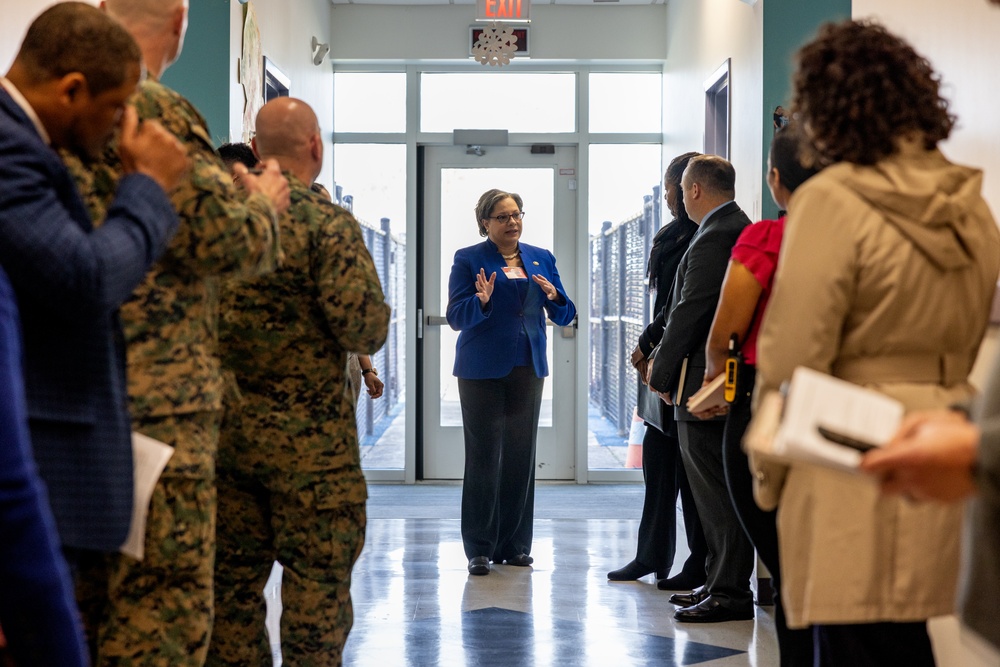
[
  {"xmin": 0, "ymin": 77, "xmax": 51, "ymax": 145},
  {"xmin": 700, "ymin": 200, "xmax": 734, "ymax": 226}
]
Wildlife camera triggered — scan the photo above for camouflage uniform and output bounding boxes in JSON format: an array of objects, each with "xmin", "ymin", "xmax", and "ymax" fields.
[
  {"xmin": 66, "ymin": 76, "xmax": 280, "ymax": 667},
  {"xmin": 206, "ymin": 174, "xmax": 389, "ymax": 666}
]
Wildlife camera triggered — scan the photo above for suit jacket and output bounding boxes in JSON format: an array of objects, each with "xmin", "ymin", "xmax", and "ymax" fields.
[
  {"xmin": 0, "ymin": 265, "xmax": 87, "ymax": 666},
  {"xmin": 647, "ymin": 202, "xmax": 750, "ymax": 421},
  {"xmin": 637, "ymin": 216, "xmax": 699, "ymax": 356},
  {"xmin": 447, "ymin": 238, "xmax": 576, "ymax": 379},
  {"xmin": 0, "ymin": 87, "xmax": 178, "ymax": 551},
  {"xmin": 966, "ymin": 354, "xmax": 1000, "ymax": 651}
]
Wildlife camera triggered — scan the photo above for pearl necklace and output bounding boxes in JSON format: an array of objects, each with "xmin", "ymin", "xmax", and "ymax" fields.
[{"xmin": 500, "ymin": 247, "xmax": 520, "ymax": 260}]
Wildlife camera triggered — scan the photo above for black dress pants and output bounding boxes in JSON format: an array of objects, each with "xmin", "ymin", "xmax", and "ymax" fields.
[
  {"xmin": 677, "ymin": 418, "xmax": 754, "ymax": 610},
  {"xmin": 815, "ymin": 621, "xmax": 935, "ymax": 667},
  {"xmin": 635, "ymin": 423, "xmax": 707, "ymax": 578},
  {"xmin": 458, "ymin": 366, "xmax": 544, "ymax": 561},
  {"xmin": 722, "ymin": 365, "xmax": 813, "ymax": 666}
]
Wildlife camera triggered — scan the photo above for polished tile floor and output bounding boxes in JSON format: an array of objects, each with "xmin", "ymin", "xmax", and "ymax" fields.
[{"xmin": 344, "ymin": 484, "xmax": 779, "ymax": 666}]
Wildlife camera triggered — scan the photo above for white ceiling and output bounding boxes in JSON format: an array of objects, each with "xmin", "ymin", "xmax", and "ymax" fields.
[{"xmin": 331, "ymin": 0, "xmax": 664, "ymax": 5}]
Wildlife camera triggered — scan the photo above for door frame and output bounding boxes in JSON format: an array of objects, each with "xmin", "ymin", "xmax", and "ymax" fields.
[{"xmin": 418, "ymin": 144, "xmax": 579, "ymax": 481}]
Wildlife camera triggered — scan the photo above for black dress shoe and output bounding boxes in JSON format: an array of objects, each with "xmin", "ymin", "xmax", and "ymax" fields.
[
  {"xmin": 505, "ymin": 554, "xmax": 533, "ymax": 567},
  {"xmin": 668, "ymin": 586, "xmax": 709, "ymax": 607},
  {"xmin": 657, "ymin": 573, "xmax": 707, "ymax": 591},
  {"xmin": 607, "ymin": 559, "xmax": 659, "ymax": 581},
  {"xmin": 468, "ymin": 556, "xmax": 490, "ymax": 575},
  {"xmin": 674, "ymin": 597, "xmax": 754, "ymax": 623}
]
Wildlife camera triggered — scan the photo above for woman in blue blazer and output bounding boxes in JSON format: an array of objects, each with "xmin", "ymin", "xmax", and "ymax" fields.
[{"xmin": 447, "ymin": 188, "xmax": 576, "ymax": 575}]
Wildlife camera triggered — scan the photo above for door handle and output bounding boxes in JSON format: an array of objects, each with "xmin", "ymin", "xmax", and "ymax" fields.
[{"xmin": 426, "ymin": 315, "xmax": 449, "ymax": 326}]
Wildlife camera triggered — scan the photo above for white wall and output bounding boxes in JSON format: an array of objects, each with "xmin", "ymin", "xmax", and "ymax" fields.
[
  {"xmin": 229, "ymin": 0, "xmax": 335, "ymax": 189},
  {"xmin": 0, "ymin": 0, "xmax": 98, "ymax": 73},
  {"xmin": 329, "ymin": 4, "xmax": 667, "ymax": 62},
  {"xmin": 662, "ymin": 0, "xmax": 764, "ymax": 221}
]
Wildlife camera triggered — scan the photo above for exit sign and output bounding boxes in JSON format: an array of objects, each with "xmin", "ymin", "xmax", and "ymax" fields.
[{"xmin": 477, "ymin": 0, "xmax": 530, "ymax": 22}]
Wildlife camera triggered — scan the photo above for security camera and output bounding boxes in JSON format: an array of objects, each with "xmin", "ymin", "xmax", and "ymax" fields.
[{"xmin": 311, "ymin": 36, "xmax": 330, "ymax": 66}]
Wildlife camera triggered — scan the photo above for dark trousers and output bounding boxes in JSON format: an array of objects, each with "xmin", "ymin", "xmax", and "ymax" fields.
[
  {"xmin": 636, "ymin": 423, "xmax": 707, "ymax": 578},
  {"xmin": 677, "ymin": 418, "xmax": 754, "ymax": 610},
  {"xmin": 458, "ymin": 366, "xmax": 544, "ymax": 561},
  {"xmin": 723, "ymin": 365, "xmax": 813, "ymax": 666},
  {"xmin": 815, "ymin": 622, "xmax": 935, "ymax": 667}
]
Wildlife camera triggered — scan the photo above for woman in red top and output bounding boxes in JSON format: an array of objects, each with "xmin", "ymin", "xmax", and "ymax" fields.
[{"xmin": 694, "ymin": 124, "xmax": 817, "ymax": 666}]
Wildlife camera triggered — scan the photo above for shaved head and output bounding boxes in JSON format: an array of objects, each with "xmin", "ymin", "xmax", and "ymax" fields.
[
  {"xmin": 104, "ymin": 0, "xmax": 187, "ymax": 27},
  {"xmin": 254, "ymin": 98, "xmax": 320, "ymax": 161}
]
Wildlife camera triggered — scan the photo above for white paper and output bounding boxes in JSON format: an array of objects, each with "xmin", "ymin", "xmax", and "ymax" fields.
[
  {"xmin": 263, "ymin": 560, "xmax": 284, "ymax": 667},
  {"xmin": 120, "ymin": 432, "xmax": 174, "ymax": 561},
  {"xmin": 772, "ymin": 367, "xmax": 904, "ymax": 471}
]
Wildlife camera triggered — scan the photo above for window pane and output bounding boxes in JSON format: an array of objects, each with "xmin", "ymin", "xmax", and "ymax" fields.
[
  {"xmin": 334, "ymin": 73, "xmax": 406, "ymax": 133},
  {"xmin": 333, "ymin": 144, "xmax": 407, "ymax": 470},
  {"xmin": 589, "ymin": 73, "xmax": 662, "ymax": 134},
  {"xmin": 421, "ymin": 73, "xmax": 575, "ymax": 133},
  {"xmin": 587, "ymin": 144, "xmax": 662, "ymax": 471}
]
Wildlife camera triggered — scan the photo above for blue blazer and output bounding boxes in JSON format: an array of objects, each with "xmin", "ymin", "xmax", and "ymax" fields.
[
  {"xmin": 0, "ymin": 87, "xmax": 178, "ymax": 551},
  {"xmin": 0, "ymin": 266, "xmax": 87, "ymax": 666},
  {"xmin": 447, "ymin": 239, "xmax": 576, "ymax": 379}
]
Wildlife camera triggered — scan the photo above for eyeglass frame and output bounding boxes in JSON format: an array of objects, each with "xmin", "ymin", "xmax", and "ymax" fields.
[{"xmin": 487, "ymin": 211, "xmax": 526, "ymax": 224}]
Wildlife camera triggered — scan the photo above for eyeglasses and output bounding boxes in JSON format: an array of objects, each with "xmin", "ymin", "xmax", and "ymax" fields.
[{"xmin": 489, "ymin": 211, "xmax": 525, "ymax": 224}]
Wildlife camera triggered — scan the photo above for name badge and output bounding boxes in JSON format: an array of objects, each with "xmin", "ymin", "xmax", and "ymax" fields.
[{"xmin": 502, "ymin": 266, "xmax": 528, "ymax": 280}]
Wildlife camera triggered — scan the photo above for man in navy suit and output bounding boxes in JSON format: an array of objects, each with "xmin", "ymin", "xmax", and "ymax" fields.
[
  {"xmin": 0, "ymin": 2, "xmax": 189, "ymax": 556},
  {"xmin": 648, "ymin": 155, "xmax": 755, "ymax": 622}
]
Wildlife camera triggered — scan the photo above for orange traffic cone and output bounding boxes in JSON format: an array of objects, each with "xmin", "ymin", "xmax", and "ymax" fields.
[{"xmin": 624, "ymin": 406, "xmax": 645, "ymax": 468}]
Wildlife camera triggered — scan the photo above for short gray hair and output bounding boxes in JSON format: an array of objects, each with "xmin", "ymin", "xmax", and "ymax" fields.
[{"xmin": 474, "ymin": 189, "xmax": 523, "ymax": 237}]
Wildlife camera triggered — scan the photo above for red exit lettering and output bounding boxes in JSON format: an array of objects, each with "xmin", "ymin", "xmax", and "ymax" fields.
[{"xmin": 484, "ymin": 0, "xmax": 524, "ymax": 19}]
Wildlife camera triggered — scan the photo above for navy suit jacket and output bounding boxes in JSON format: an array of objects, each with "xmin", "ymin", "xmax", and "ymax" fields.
[
  {"xmin": 0, "ymin": 266, "xmax": 87, "ymax": 666},
  {"xmin": 447, "ymin": 239, "xmax": 576, "ymax": 379},
  {"xmin": 647, "ymin": 201, "xmax": 750, "ymax": 421},
  {"xmin": 0, "ymin": 87, "xmax": 179, "ymax": 551}
]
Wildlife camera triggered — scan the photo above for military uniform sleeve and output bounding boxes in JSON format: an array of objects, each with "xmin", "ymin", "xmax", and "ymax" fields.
[
  {"xmin": 310, "ymin": 205, "xmax": 390, "ymax": 354},
  {"xmin": 133, "ymin": 83, "xmax": 280, "ymax": 279}
]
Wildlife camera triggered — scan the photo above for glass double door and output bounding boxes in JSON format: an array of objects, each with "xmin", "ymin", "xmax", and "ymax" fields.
[{"xmin": 421, "ymin": 145, "xmax": 578, "ymax": 480}]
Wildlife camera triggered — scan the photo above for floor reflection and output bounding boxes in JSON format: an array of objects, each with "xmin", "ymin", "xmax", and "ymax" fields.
[{"xmin": 345, "ymin": 518, "xmax": 777, "ymax": 666}]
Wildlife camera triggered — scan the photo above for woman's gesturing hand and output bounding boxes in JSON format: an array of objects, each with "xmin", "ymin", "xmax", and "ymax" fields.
[
  {"xmin": 476, "ymin": 268, "xmax": 496, "ymax": 306},
  {"xmin": 532, "ymin": 274, "xmax": 559, "ymax": 300}
]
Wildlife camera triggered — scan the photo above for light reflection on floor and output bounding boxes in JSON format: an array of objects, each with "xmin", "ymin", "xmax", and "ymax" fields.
[{"xmin": 345, "ymin": 518, "xmax": 778, "ymax": 666}]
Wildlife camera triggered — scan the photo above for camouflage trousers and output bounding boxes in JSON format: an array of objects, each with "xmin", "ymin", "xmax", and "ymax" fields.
[
  {"xmin": 77, "ymin": 412, "xmax": 220, "ymax": 667},
  {"xmin": 205, "ymin": 469, "xmax": 366, "ymax": 667}
]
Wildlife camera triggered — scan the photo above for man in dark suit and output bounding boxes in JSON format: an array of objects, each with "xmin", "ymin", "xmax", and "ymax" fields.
[
  {"xmin": 0, "ymin": 2, "xmax": 188, "ymax": 556},
  {"xmin": 648, "ymin": 155, "xmax": 755, "ymax": 623}
]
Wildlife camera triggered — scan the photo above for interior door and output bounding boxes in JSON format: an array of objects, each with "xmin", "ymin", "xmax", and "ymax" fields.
[{"xmin": 422, "ymin": 145, "xmax": 578, "ymax": 480}]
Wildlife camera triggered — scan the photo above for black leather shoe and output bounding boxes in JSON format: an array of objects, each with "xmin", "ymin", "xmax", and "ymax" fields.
[
  {"xmin": 505, "ymin": 554, "xmax": 533, "ymax": 567},
  {"xmin": 668, "ymin": 586, "xmax": 709, "ymax": 607},
  {"xmin": 674, "ymin": 597, "xmax": 754, "ymax": 623},
  {"xmin": 468, "ymin": 556, "xmax": 490, "ymax": 575},
  {"xmin": 607, "ymin": 559, "xmax": 658, "ymax": 581},
  {"xmin": 657, "ymin": 573, "xmax": 707, "ymax": 591}
]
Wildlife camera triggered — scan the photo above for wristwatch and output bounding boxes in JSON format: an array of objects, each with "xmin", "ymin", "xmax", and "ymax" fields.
[{"xmin": 362, "ymin": 367, "xmax": 378, "ymax": 376}]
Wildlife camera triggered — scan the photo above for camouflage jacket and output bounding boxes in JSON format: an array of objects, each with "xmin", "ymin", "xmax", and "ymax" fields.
[
  {"xmin": 65, "ymin": 77, "xmax": 280, "ymax": 423},
  {"xmin": 218, "ymin": 174, "xmax": 390, "ymax": 473}
]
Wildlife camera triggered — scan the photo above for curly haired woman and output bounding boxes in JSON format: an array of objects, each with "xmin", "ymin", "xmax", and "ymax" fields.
[{"xmin": 753, "ymin": 20, "xmax": 1000, "ymax": 666}]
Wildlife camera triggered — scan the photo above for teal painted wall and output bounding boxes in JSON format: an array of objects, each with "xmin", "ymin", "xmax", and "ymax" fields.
[
  {"xmin": 161, "ymin": 0, "xmax": 231, "ymax": 146},
  {"xmin": 760, "ymin": 0, "xmax": 851, "ymax": 219}
]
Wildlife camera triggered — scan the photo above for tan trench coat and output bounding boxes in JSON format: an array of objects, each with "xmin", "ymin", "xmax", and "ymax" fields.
[{"xmin": 753, "ymin": 144, "xmax": 1000, "ymax": 628}]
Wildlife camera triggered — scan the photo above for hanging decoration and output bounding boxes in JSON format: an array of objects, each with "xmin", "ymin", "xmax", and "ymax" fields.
[{"xmin": 471, "ymin": 21, "xmax": 519, "ymax": 67}]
